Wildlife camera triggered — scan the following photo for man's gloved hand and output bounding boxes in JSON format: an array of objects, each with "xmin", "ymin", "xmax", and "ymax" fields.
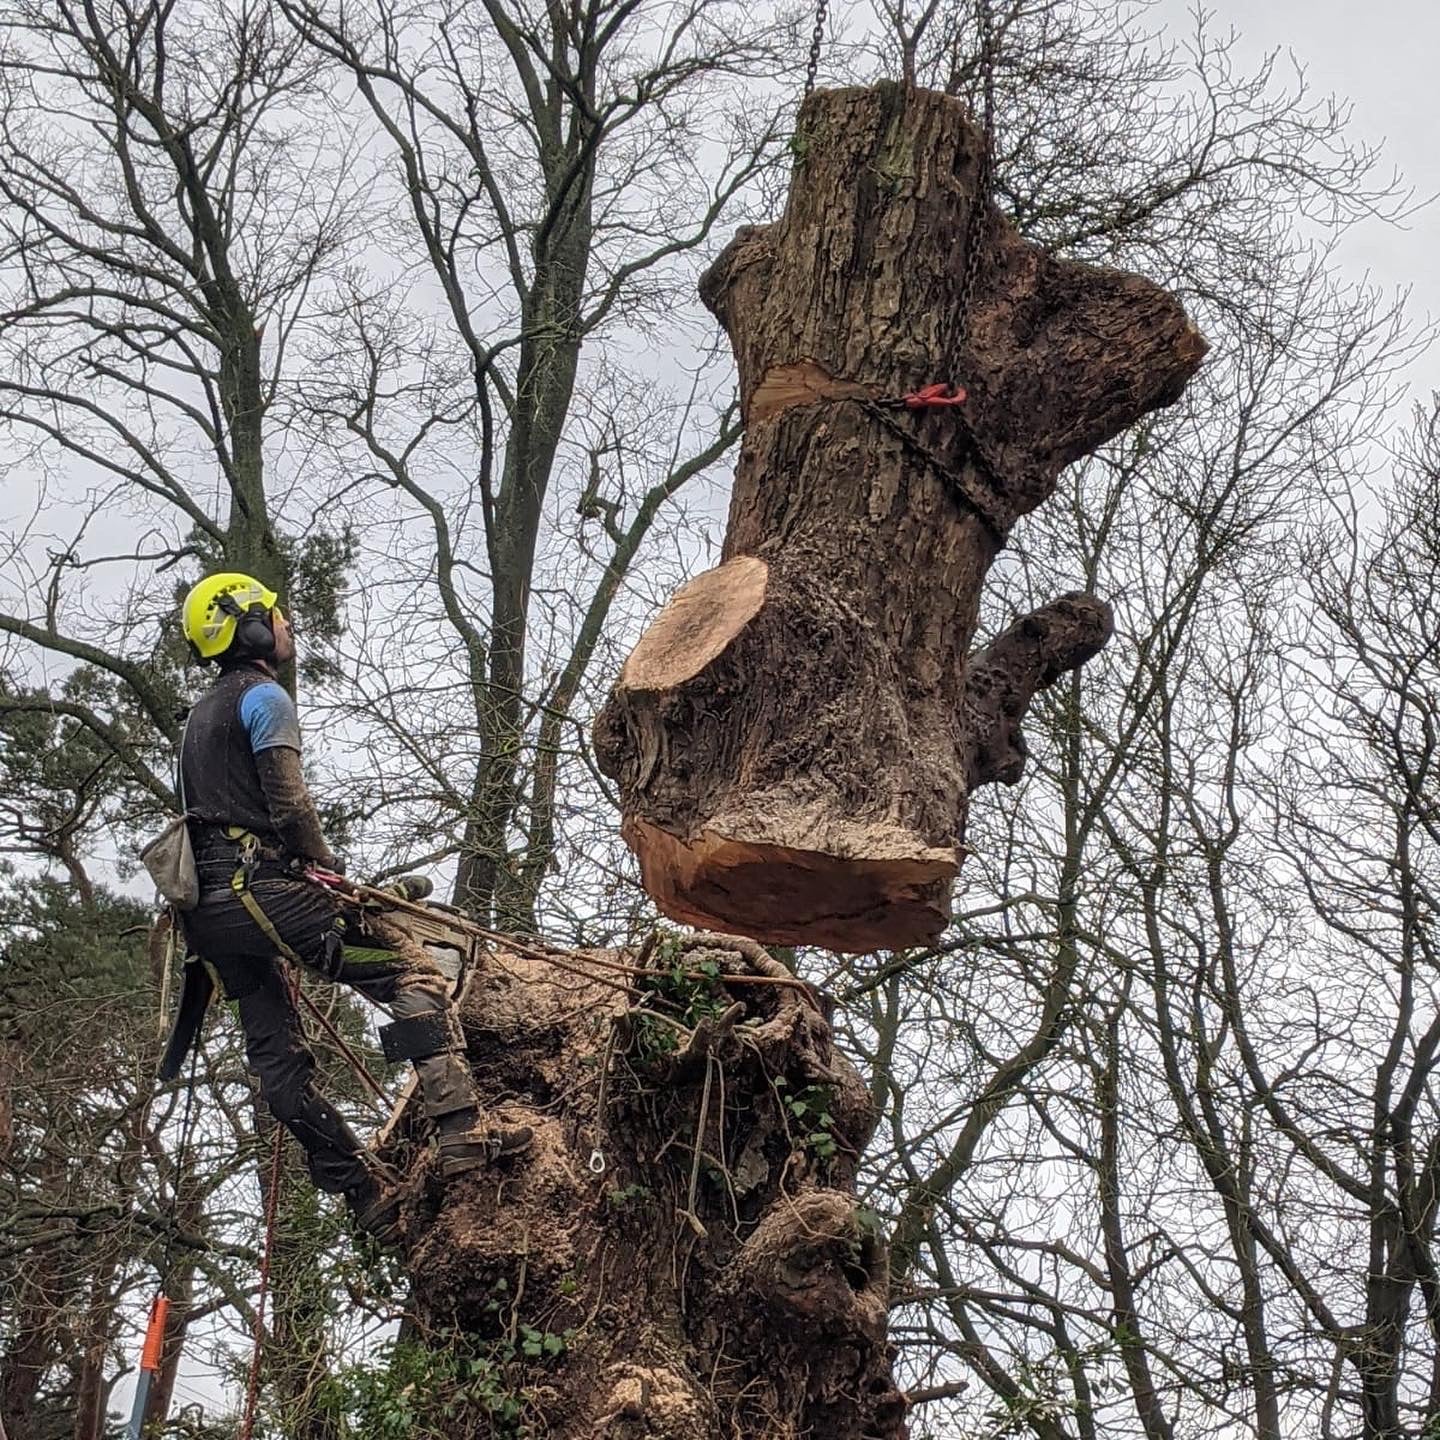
[{"xmin": 382, "ymin": 874, "xmax": 433, "ymax": 902}]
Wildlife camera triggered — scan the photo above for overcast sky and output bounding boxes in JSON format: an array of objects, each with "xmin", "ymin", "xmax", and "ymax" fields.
[{"xmin": 1156, "ymin": 0, "xmax": 1440, "ymax": 400}]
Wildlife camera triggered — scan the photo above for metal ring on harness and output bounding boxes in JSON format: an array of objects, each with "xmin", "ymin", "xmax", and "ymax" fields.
[{"xmin": 228, "ymin": 831, "xmax": 306, "ymax": 968}]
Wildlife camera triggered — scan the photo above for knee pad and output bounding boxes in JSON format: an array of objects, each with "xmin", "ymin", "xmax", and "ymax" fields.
[{"xmin": 378, "ymin": 1011, "xmax": 462, "ymax": 1065}]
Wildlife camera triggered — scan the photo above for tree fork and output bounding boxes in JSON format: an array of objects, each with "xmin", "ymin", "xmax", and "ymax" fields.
[{"xmin": 594, "ymin": 83, "xmax": 1205, "ymax": 951}]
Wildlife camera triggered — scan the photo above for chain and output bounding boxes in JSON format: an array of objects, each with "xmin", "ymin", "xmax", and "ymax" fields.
[
  {"xmin": 887, "ymin": 0, "xmax": 1009, "ymax": 531},
  {"xmin": 802, "ymin": 0, "xmax": 828, "ymax": 102},
  {"xmin": 942, "ymin": 0, "xmax": 996, "ymax": 370},
  {"xmin": 865, "ymin": 399, "xmax": 1009, "ymax": 541}
]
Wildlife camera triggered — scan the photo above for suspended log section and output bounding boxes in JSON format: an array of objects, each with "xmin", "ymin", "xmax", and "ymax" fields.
[{"xmin": 595, "ymin": 83, "xmax": 1207, "ymax": 952}]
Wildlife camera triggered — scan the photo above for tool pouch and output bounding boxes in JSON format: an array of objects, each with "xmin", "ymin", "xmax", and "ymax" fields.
[{"xmin": 140, "ymin": 814, "xmax": 200, "ymax": 911}]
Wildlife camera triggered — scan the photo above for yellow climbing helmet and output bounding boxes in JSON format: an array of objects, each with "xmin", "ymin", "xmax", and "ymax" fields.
[{"xmin": 181, "ymin": 572, "xmax": 280, "ymax": 661}]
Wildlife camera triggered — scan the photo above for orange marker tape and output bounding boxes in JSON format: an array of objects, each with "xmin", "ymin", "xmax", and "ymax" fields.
[{"xmin": 140, "ymin": 1295, "xmax": 170, "ymax": 1372}]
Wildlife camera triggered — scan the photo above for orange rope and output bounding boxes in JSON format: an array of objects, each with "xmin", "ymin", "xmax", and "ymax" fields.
[{"xmin": 238, "ymin": 1124, "xmax": 284, "ymax": 1440}]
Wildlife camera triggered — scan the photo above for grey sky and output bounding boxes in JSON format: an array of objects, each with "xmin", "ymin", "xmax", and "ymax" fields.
[{"xmin": 1157, "ymin": 0, "xmax": 1440, "ymax": 400}]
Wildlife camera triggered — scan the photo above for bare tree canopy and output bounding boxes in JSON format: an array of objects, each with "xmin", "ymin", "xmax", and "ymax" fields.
[{"xmin": 2, "ymin": 1, "xmax": 1438, "ymax": 1437}]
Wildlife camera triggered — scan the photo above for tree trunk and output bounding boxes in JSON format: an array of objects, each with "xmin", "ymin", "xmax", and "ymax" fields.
[
  {"xmin": 2, "ymin": 1155, "xmax": 72, "ymax": 1440},
  {"xmin": 71, "ymin": 1257, "xmax": 120, "ymax": 1440},
  {"xmin": 594, "ymin": 83, "xmax": 1205, "ymax": 952},
  {"xmin": 0, "ymin": 1297, "xmax": 51, "ymax": 1440},
  {"xmin": 387, "ymin": 929, "xmax": 907, "ymax": 1438},
  {"xmin": 454, "ymin": 167, "xmax": 594, "ymax": 930},
  {"xmin": 237, "ymin": 1107, "xmax": 341, "ymax": 1440},
  {"xmin": 141, "ymin": 1184, "xmax": 205, "ymax": 1434}
]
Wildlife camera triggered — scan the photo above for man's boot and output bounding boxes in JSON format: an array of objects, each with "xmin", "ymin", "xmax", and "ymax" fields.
[
  {"xmin": 279, "ymin": 1088, "xmax": 406, "ymax": 1244},
  {"xmin": 378, "ymin": 1009, "xmax": 534, "ymax": 1179},
  {"xmin": 437, "ymin": 1108, "xmax": 535, "ymax": 1179},
  {"xmin": 344, "ymin": 1169, "xmax": 404, "ymax": 1246}
]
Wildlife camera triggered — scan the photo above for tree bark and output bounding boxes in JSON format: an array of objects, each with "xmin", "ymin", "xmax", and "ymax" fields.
[
  {"xmin": 141, "ymin": 1184, "xmax": 204, "ymax": 1435},
  {"xmin": 453, "ymin": 116, "xmax": 596, "ymax": 931},
  {"xmin": 594, "ymin": 83, "xmax": 1205, "ymax": 951},
  {"xmin": 386, "ymin": 930, "xmax": 907, "ymax": 1438},
  {"xmin": 0, "ymin": 1294, "xmax": 52, "ymax": 1440}
]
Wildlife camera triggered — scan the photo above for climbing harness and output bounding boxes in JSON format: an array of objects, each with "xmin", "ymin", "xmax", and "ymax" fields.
[{"xmin": 229, "ymin": 829, "xmax": 305, "ymax": 966}]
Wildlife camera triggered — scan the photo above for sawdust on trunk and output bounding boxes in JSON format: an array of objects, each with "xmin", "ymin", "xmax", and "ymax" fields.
[{"xmin": 383, "ymin": 929, "xmax": 907, "ymax": 1438}]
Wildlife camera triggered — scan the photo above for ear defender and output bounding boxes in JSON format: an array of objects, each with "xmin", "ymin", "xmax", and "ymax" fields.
[{"xmin": 215, "ymin": 590, "xmax": 276, "ymax": 658}]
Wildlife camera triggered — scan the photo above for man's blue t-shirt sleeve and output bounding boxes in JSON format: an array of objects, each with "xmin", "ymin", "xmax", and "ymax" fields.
[{"xmin": 238, "ymin": 681, "xmax": 302, "ymax": 753}]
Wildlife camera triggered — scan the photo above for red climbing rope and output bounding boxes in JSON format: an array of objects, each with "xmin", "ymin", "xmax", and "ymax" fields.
[{"xmin": 238, "ymin": 1124, "xmax": 284, "ymax": 1440}]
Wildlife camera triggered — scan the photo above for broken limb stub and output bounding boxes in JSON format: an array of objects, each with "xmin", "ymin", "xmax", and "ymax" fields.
[{"xmin": 594, "ymin": 82, "xmax": 1206, "ymax": 952}]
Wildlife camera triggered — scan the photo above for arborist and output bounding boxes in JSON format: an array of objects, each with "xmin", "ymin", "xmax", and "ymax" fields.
[{"xmin": 166, "ymin": 572, "xmax": 532, "ymax": 1243}]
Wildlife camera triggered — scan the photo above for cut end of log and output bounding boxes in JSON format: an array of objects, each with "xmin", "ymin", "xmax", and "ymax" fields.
[
  {"xmin": 623, "ymin": 816, "xmax": 956, "ymax": 953},
  {"xmin": 620, "ymin": 556, "xmax": 768, "ymax": 691},
  {"xmin": 749, "ymin": 359, "xmax": 873, "ymax": 425}
]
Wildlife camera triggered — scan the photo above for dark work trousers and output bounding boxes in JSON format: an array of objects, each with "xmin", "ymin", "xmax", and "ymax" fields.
[{"xmin": 182, "ymin": 868, "xmax": 479, "ymax": 1195}]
